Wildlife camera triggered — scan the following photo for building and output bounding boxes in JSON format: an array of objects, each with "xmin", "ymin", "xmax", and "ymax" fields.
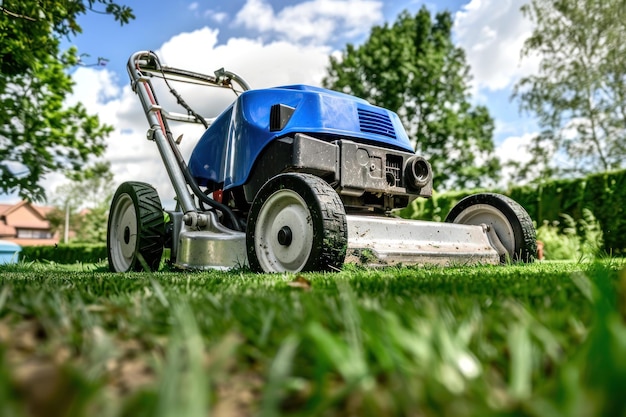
[{"xmin": 0, "ymin": 201, "xmax": 59, "ymax": 246}]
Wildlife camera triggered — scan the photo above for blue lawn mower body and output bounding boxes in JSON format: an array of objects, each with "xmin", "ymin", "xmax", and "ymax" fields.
[
  {"xmin": 188, "ymin": 84, "xmax": 414, "ymax": 191},
  {"xmin": 106, "ymin": 51, "xmax": 536, "ymax": 273}
]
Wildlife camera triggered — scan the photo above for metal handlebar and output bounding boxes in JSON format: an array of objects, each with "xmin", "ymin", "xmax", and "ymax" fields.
[
  {"xmin": 128, "ymin": 51, "xmax": 251, "ymax": 94},
  {"xmin": 126, "ymin": 51, "xmax": 246, "ymax": 230}
]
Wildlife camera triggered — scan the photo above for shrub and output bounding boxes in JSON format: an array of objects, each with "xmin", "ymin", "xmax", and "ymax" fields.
[
  {"xmin": 536, "ymin": 209, "xmax": 604, "ymax": 261},
  {"xmin": 21, "ymin": 244, "xmax": 107, "ymax": 264}
]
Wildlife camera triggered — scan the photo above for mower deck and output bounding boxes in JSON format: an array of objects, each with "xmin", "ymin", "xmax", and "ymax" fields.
[
  {"xmin": 173, "ymin": 213, "xmax": 501, "ymax": 271},
  {"xmin": 345, "ymin": 215, "xmax": 500, "ymax": 267}
]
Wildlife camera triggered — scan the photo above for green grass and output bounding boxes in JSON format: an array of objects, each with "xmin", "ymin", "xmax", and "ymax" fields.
[{"xmin": 1, "ymin": 260, "xmax": 626, "ymax": 416}]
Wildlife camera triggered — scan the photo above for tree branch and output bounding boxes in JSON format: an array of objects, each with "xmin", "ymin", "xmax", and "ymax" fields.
[{"xmin": 0, "ymin": 6, "xmax": 37, "ymax": 21}]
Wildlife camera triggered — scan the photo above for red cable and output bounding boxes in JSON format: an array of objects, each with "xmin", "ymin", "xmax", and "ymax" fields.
[{"xmin": 142, "ymin": 82, "xmax": 167, "ymax": 134}]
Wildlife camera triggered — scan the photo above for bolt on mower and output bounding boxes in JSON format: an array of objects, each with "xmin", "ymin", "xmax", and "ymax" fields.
[{"xmin": 107, "ymin": 51, "xmax": 536, "ymax": 273}]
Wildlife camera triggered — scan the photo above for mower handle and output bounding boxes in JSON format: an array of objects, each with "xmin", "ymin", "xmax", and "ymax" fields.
[{"xmin": 128, "ymin": 50, "xmax": 251, "ymax": 93}]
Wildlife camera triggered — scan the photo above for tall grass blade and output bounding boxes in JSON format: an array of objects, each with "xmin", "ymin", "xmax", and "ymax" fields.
[
  {"xmin": 260, "ymin": 333, "xmax": 299, "ymax": 417},
  {"xmin": 156, "ymin": 302, "xmax": 209, "ymax": 417}
]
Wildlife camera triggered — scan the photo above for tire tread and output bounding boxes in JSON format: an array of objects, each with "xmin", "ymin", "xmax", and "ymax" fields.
[
  {"xmin": 107, "ymin": 182, "xmax": 165, "ymax": 272},
  {"xmin": 246, "ymin": 173, "xmax": 347, "ymax": 272}
]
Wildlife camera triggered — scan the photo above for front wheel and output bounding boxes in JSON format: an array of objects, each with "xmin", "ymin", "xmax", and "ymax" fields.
[
  {"xmin": 246, "ymin": 173, "xmax": 347, "ymax": 273},
  {"xmin": 445, "ymin": 193, "xmax": 536, "ymax": 263},
  {"xmin": 107, "ymin": 182, "xmax": 165, "ymax": 272}
]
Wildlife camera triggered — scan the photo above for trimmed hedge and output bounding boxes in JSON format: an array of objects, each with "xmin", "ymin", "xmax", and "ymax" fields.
[
  {"xmin": 21, "ymin": 244, "xmax": 108, "ymax": 264},
  {"xmin": 584, "ymin": 171, "xmax": 626, "ymax": 254},
  {"xmin": 400, "ymin": 169, "xmax": 626, "ymax": 255},
  {"xmin": 398, "ymin": 188, "xmax": 498, "ymax": 222}
]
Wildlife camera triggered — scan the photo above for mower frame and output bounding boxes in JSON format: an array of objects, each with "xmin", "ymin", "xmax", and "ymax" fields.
[{"xmin": 107, "ymin": 51, "xmax": 536, "ymax": 273}]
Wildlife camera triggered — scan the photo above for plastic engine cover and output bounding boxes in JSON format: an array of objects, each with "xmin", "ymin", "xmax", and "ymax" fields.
[{"xmin": 188, "ymin": 84, "xmax": 414, "ymax": 190}]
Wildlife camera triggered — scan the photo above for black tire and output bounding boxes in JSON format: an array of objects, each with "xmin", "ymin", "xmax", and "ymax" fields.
[
  {"xmin": 246, "ymin": 173, "xmax": 347, "ymax": 273},
  {"xmin": 107, "ymin": 182, "xmax": 165, "ymax": 272},
  {"xmin": 445, "ymin": 193, "xmax": 536, "ymax": 263}
]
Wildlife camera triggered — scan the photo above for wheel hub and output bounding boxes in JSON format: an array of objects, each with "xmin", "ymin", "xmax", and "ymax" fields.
[
  {"xmin": 254, "ymin": 189, "xmax": 314, "ymax": 272},
  {"xmin": 277, "ymin": 226, "xmax": 293, "ymax": 246},
  {"xmin": 124, "ymin": 226, "xmax": 131, "ymax": 244},
  {"xmin": 108, "ymin": 193, "xmax": 138, "ymax": 271}
]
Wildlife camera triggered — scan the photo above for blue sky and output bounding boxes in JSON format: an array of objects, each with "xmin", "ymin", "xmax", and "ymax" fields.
[
  {"xmin": 68, "ymin": 1, "xmax": 466, "ymax": 61},
  {"xmin": 12, "ymin": 0, "xmax": 540, "ymax": 205}
]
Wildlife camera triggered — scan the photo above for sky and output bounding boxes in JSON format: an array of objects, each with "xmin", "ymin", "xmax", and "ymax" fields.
[{"xmin": 4, "ymin": 0, "xmax": 542, "ymax": 206}]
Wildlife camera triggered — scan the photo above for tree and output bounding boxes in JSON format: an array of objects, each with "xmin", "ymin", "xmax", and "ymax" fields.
[
  {"xmin": 513, "ymin": 0, "xmax": 626, "ymax": 182},
  {"xmin": 323, "ymin": 8, "xmax": 500, "ymax": 190},
  {"xmin": 47, "ymin": 161, "xmax": 115, "ymax": 243},
  {"xmin": 0, "ymin": 0, "xmax": 133, "ymax": 201}
]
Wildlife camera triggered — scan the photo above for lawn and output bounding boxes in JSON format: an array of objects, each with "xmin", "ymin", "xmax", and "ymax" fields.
[{"xmin": 1, "ymin": 260, "xmax": 625, "ymax": 417}]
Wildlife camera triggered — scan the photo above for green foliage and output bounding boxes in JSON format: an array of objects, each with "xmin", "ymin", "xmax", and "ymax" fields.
[
  {"xmin": 20, "ymin": 243, "xmax": 107, "ymax": 263},
  {"xmin": 323, "ymin": 8, "xmax": 500, "ymax": 190},
  {"xmin": 528, "ymin": 267, "xmax": 626, "ymax": 416},
  {"xmin": 513, "ymin": 0, "xmax": 626, "ymax": 182},
  {"xmin": 536, "ymin": 220, "xmax": 583, "ymax": 261},
  {"xmin": 74, "ymin": 205, "xmax": 109, "ymax": 244},
  {"xmin": 0, "ymin": 0, "xmax": 133, "ymax": 78},
  {"xmin": 583, "ymin": 170, "xmax": 626, "ymax": 256},
  {"xmin": 0, "ymin": 51, "xmax": 112, "ymax": 202},
  {"xmin": 537, "ymin": 178, "xmax": 586, "ymax": 222},
  {"xmin": 398, "ymin": 188, "xmax": 494, "ymax": 222},
  {"xmin": 536, "ymin": 209, "xmax": 604, "ymax": 261},
  {"xmin": 48, "ymin": 161, "xmax": 115, "ymax": 244},
  {"xmin": 0, "ymin": 261, "xmax": 625, "ymax": 415},
  {"xmin": 0, "ymin": 1, "xmax": 133, "ymax": 201}
]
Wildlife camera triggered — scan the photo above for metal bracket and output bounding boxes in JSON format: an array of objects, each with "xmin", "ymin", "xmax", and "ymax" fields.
[
  {"xmin": 483, "ymin": 224, "xmax": 508, "ymax": 258},
  {"xmin": 146, "ymin": 127, "xmax": 156, "ymax": 141},
  {"xmin": 182, "ymin": 212, "xmax": 211, "ymax": 228}
]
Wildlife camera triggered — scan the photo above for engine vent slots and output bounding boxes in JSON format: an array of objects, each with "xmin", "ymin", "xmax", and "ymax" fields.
[{"xmin": 358, "ymin": 108, "xmax": 396, "ymax": 139}]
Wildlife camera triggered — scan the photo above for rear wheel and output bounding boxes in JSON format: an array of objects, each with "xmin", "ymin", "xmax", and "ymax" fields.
[
  {"xmin": 445, "ymin": 193, "xmax": 536, "ymax": 262},
  {"xmin": 107, "ymin": 182, "xmax": 165, "ymax": 272},
  {"xmin": 246, "ymin": 173, "xmax": 347, "ymax": 273}
]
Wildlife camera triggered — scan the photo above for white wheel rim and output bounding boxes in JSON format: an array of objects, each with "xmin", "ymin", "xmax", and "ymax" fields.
[
  {"xmin": 109, "ymin": 194, "xmax": 138, "ymax": 271},
  {"xmin": 451, "ymin": 204, "xmax": 516, "ymax": 254},
  {"xmin": 254, "ymin": 189, "xmax": 314, "ymax": 272}
]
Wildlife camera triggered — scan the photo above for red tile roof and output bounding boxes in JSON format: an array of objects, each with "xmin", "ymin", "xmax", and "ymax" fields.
[{"xmin": 0, "ymin": 201, "xmax": 58, "ymax": 246}]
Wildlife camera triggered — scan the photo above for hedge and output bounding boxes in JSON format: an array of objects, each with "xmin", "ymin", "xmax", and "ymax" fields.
[
  {"xmin": 400, "ymin": 169, "xmax": 626, "ymax": 255},
  {"xmin": 21, "ymin": 244, "xmax": 108, "ymax": 264}
]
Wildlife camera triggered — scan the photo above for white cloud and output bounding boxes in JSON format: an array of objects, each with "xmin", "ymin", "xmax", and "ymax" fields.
[
  {"xmin": 65, "ymin": 67, "xmax": 120, "ymax": 112},
  {"xmin": 158, "ymin": 27, "xmax": 331, "ymax": 90},
  {"xmin": 47, "ymin": 27, "xmax": 332, "ymax": 208},
  {"xmin": 454, "ymin": 0, "xmax": 539, "ymax": 92},
  {"xmin": 209, "ymin": 11, "xmax": 228, "ymax": 23},
  {"xmin": 496, "ymin": 133, "xmax": 534, "ymax": 165},
  {"xmin": 495, "ymin": 132, "xmax": 535, "ymax": 184},
  {"xmin": 235, "ymin": 0, "xmax": 383, "ymax": 44},
  {"xmin": 189, "ymin": 3, "xmax": 229, "ymax": 24}
]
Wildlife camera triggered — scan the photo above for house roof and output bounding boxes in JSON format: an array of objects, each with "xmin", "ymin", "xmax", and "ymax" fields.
[
  {"xmin": 0, "ymin": 201, "xmax": 51, "ymax": 229},
  {"xmin": 0, "ymin": 203, "xmax": 17, "ymax": 215},
  {"xmin": 0, "ymin": 201, "xmax": 54, "ymax": 218},
  {"xmin": 0, "ymin": 201, "xmax": 58, "ymax": 245}
]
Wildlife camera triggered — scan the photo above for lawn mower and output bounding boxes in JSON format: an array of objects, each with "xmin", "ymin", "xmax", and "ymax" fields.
[{"xmin": 107, "ymin": 50, "xmax": 536, "ymax": 273}]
